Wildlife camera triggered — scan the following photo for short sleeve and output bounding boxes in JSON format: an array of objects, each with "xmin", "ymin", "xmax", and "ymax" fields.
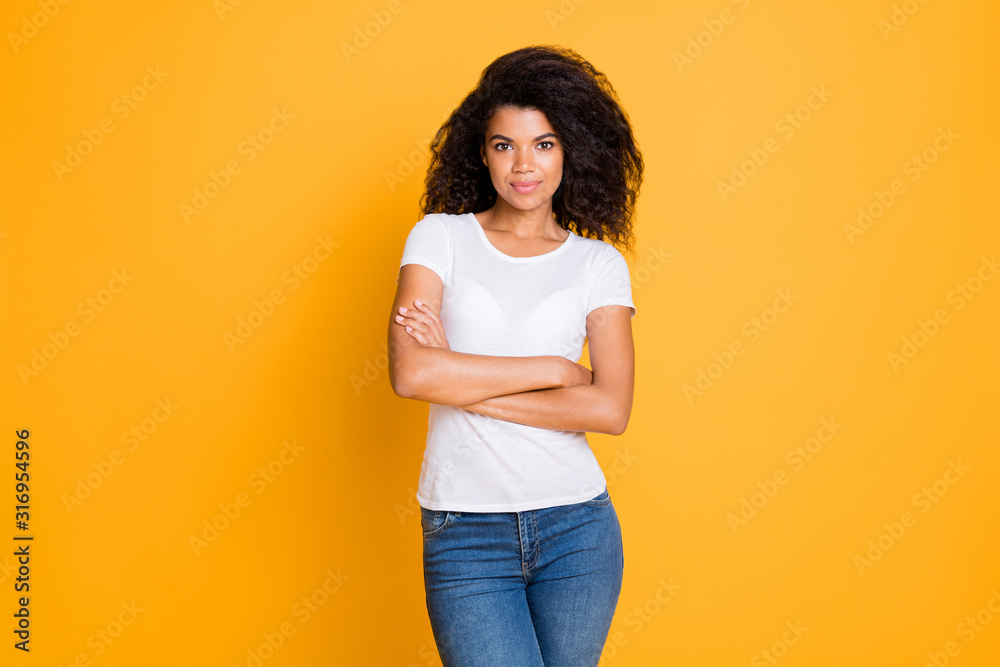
[
  {"xmin": 397, "ymin": 215, "xmax": 451, "ymax": 285},
  {"xmin": 587, "ymin": 246, "xmax": 636, "ymax": 319}
]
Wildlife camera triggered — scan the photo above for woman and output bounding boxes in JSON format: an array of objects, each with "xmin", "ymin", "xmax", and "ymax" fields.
[{"xmin": 388, "ymin": 44, "xmax": 643, "ymax": 666}]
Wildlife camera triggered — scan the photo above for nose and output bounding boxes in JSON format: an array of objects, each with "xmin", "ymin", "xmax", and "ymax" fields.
[{"xmin": 513, "ymin": 147, "xmax": 535, "ymax": 173}]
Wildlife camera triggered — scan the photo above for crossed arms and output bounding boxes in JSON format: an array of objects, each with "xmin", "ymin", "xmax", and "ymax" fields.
[{"xmin": 388, "ymin": 264, "xmax": 635, "ymax": 435}]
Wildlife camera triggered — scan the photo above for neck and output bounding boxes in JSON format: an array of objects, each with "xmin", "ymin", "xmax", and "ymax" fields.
[{"xmin": 480, "ymin": 199, "xmax": 562, "ymax": 239}]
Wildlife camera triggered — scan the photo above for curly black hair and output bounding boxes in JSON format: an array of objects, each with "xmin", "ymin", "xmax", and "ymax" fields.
[{"xmin": 419, "ymin": 45, "xmax": 643, "ymax": 258}]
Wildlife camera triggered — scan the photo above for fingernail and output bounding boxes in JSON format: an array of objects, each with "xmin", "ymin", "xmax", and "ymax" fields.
[
  {"xmin": 399, "ymin": 307, "xmax": 407, "ymax": 313},
  {"xmin": 414, "ymin": 300, "xmax": 422, "ymax": 306}
]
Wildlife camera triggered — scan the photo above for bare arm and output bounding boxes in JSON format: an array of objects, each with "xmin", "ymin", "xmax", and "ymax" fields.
[
  {"xmin": 457, "ymin": 304, "xmax": 635, "ymax": 435},
  {"xmin": 388, "ymin": 264, "xmax": 590, "ymax": 405}
]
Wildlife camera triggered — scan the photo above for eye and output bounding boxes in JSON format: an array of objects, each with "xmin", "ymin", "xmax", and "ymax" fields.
[
  {"xmin": 538, "ymin": 141, "xmax": 554, "ymax": 149},
  {"xmin": 494, "ymin": 142, "xmax": 511, "ymax": 150}
]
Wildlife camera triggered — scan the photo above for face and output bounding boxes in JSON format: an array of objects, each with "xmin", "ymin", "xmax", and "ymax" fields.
[{"xmin": 480, "ymin": 106, "xmax": 564, "ymax": 215}]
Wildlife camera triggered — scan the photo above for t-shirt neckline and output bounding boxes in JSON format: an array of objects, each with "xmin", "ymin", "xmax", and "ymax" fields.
[{"xmin": 466, "ymin": 212, "xmax": 574, "ymax": 262}]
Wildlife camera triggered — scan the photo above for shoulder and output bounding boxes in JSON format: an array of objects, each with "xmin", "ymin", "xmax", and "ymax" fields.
[
  {"xmin": 412, "ymin": 212, "xmax": 467, "ymax": 234},
  {"xmin": 421, "ymin": 211, "xmax": 467, "ymax": 224},
  {"xmin": 570, "ymin": 233, "xmax": 627, "ymax": 265}
]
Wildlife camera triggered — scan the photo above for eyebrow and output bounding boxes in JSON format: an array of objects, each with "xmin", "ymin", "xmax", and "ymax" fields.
[{"xmin": 487, "ymin": 132, "xmax": 558, "ymax": 143}]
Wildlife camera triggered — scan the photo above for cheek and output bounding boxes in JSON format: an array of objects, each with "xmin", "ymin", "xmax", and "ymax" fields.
[
  {"xmin": 548, "ymin": 152, "xmax": 565, "ymax": 177},
  {"xmin": 487, "ymin": 160, "xmax": 506, "ymax": 185},
  {"xmin": 549, "ymin": 162, "xmax": 564, "ymax": 188}
]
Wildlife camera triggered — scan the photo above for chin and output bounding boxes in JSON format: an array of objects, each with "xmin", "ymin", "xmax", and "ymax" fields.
[
  {"xmin": 502, "ymin": 191, "xmax": 557, "ymax": 210},
  {"xmin": 506, "ymin": 200, "xmax": 552, "ymax": 213}
]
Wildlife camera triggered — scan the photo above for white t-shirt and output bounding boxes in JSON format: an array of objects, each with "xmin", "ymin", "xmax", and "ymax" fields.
[{"xmin": 396, "ymin": 211, "xmax": 636, "ymax": 512}]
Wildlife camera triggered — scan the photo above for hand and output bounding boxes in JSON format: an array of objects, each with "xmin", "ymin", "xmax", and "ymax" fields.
[
  {"xmin": 563, "ymin": 359, "xmax": 593, "ymax": 387},
  {"xmin": 394, "ymin": 299, "xmax": 450, "ymax": 350}
]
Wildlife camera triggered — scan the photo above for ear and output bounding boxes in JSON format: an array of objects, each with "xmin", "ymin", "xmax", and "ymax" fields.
[{"xmin": 480, "ymin": 143, "xmax": 487, "ymax": 166}]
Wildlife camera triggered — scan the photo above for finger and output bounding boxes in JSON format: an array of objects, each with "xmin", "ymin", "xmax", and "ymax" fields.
[
  {"xmin": 398, "ymin": 317, "xmax": 427, "ymax": 340},
  {"xmin": 413, "ymin": 300, "xmax": 440, "ymax": 321},
  {"xmin": 399, "ymin": 306, "xmax": 429, "ymax": 326},
  {"xmin": 402, "ymin": 304, "xmax": 445, "ymax": 347},
  {"xmin": 405, "ymin": 325, "xmax": 428, "ymax": 345},
  {"xmin": 396, "ymin": 312, "xmax": 427, "ymax": 330}
]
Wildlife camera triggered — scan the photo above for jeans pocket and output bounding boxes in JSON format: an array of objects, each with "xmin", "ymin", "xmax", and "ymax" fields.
[
  {"xmin": 419, "ymin": 507, "xmax": 453, "ymax": 538},
  {"xmin": 585, "ymin": 486, "xmax": 612, "ymax": 506}
]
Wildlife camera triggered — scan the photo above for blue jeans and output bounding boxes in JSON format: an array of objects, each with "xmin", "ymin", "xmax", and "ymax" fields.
[{"xmin": 420, "ymin": 487, "xmax": 624, "ymax": 666}]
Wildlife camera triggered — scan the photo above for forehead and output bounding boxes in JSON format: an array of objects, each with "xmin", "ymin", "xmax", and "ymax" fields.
[{"xmin": 485, "ymin": 106, "xmax": 556, "ymax": 136}]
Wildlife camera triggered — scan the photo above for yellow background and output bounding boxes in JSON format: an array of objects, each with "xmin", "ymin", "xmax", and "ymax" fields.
[{"xmin": 2, "ymin": 0, "xmax": 998, "ymax": 664}]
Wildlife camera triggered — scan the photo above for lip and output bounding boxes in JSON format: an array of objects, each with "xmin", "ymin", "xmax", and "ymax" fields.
[{"xmin": 511, "ymin": 181, "xmax": 540, "ymax": 193}]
